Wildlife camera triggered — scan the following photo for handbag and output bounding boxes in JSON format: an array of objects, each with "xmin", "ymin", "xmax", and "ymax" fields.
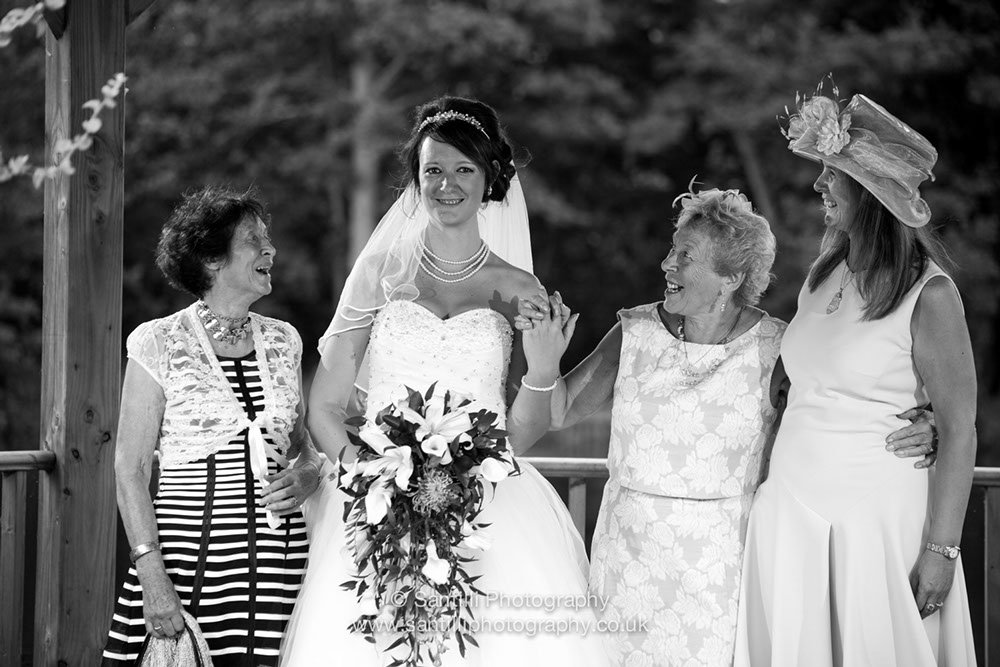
[{"xmin": 133, "ymin": 610, "xmax": 214, "ymax": 667}]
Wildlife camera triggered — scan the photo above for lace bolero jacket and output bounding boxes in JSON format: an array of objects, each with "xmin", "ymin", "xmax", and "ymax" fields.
[{"xmin": 127, "ymin": 302, "xmax": 303, "ymax": 469}]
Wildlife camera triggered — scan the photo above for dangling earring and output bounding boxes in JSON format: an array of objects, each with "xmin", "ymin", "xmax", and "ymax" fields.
[
  {"xmin": 486, "ymin": 184, "xmax": 493, "ymax": 197},
  {"xmin": 715, "ymin": 291, "xmax": 726, "ymax": 313}
]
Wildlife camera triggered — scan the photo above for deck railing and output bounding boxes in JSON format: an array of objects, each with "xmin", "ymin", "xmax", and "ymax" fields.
[{"xmin": 1, "ymin": 451, "xmax": 998, "ymax": 665}]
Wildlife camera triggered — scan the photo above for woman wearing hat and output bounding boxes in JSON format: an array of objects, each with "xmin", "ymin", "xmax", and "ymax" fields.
[{"xmin": 734, "ymin": 85, "xmax": 977, "ymax": 665}]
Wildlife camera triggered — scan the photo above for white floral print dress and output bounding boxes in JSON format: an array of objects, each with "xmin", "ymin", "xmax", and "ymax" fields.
[{"xmin": 589, "ymin": 303, "xmax": 784, "ymax": 667}]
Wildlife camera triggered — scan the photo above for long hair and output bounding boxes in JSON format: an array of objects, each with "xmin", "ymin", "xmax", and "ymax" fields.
[{"xmin": 807, "ymin": 179, "xmax": 953, "ymax": 320}]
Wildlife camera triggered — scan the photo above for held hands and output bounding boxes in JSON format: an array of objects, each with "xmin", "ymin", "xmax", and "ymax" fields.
[
  {"xmin": 910, "ymin": 549, "xmax": 956, "ymax": 619},
  {"xmin": 516, "ymin": 290, "xmax": 579, "ymax": 379},
  {"xmin": 261, "ymin": 462, "xmax": 320, "ymax": 516},
  {"xmin": 886, "ymin": 408, "xmax": 938, "ymax": 468}
]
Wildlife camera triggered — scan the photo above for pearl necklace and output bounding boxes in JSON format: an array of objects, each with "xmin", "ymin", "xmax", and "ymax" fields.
[
  {"xmin": 419, "ymin": 239, "xmax": 487, "ymax": 265},
  {"xmin": 197, "ymin": 301, "xmax": 251, "ymax": 346},
  {"xmin": 676, "ymin": 307, "xmax": 743, "ymax": 385},
  {"xmin": 419, "ymin": 242, "xmax": 491, "ymax": 283}
]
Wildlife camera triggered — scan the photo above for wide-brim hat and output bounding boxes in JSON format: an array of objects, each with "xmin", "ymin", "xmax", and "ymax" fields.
[{"xmin": 783, "ymin": 87, "xmax": 938, "ymax": 227}]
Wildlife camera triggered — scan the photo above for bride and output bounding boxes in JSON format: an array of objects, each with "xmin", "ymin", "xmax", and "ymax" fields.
[{"xmin": 279, "ymin": 96, "xmax": 611, "ymax": 666}]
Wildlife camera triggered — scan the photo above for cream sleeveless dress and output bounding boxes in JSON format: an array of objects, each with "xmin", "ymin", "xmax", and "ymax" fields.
[
  {"xmin": 589, "ymin": 303, "xmax": 785, "ymax": 666},
  {"xmin": 280, "ymin": 300, "xmax": 610, "ymax": 666},
  {"xmin": 735, "ymin": 261, "xmax": 977, "ymax": 666}
]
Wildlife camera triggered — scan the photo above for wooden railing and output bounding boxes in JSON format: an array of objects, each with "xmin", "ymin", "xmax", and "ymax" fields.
[
  {"xmin": 0, "ymin": 450, "xmax": 55, "ymax": 666},
  {"xmin": 2, "ymin": 451, "xmax": 999, "ymax": 665}
]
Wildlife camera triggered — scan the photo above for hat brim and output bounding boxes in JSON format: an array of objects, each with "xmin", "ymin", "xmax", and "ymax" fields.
[{"xmin": 791, "ymin": 145, "xmax": 931, "ymax": 228}]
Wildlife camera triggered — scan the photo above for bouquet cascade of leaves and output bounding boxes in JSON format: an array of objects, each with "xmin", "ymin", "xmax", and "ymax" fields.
[{"xmin": 338, "ymin": 383, "xmax": 517, "ymax": 667}]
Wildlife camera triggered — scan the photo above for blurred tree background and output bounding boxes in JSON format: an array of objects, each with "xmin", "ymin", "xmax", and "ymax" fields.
[{"xmin": 2, "ymin": 0, "xmax": 999, "ymax": 462}]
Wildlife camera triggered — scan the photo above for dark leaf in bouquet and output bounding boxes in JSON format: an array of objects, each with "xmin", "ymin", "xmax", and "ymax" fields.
[
  {"xmin": 423, "ymin": 382, "xmax": 438, "ymax": 402},
  {"xmin": 341, "ymin": 579, "xmax": 358, "ymax": 591},
  {"xmin": 465, "ymin": 633, "xmax": 480, "ymax": 648},
  {"xmin": 381, "ymin": 413, "xmax": 405, "ymax": 431},
  {"xmin": 386, "ymin": 635, "xmax": 408, "ymax": 651},
  {"xmin": 456, "ymin": 628, "xmax": 467, "ymax": 656},
  {"xmin": 509, "ymin": 457, "xmax": 521, "ymax": 475},
  {"xmin": 345, "ymin": 415, "xmax": 368, "ymax": 429},
  {"xmin": 356, "ymin": 537, "xmax": 375, "ymax": 562}
]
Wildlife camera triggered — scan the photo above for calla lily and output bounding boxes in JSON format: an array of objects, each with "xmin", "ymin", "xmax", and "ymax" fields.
[
  {"xmin": 460, "ymin": 522, "xmax": 493, "ymax": 551},
  {"xmin": 479, "ymin": 457, "xmax": 510, "ymax": 483},
  {"xmin": 420, "ymin": 435, "xmax": 453, "ymax": 465},
  {"xmin": 421, "ymin": 540, "xmax": 451, "ymax": 585},
  {"xmin": 365, "ymin": 480, "xmax": 393, "ymax": 524}
]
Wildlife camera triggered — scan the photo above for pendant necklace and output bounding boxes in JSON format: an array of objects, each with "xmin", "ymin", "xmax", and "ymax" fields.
[
  {"xmin": 826, "ymin": 264, "xmax": 854, "ymax": 314},
  {"xmin": 197, "ymin": 300, "xmax": 251, "ymax": 346}
]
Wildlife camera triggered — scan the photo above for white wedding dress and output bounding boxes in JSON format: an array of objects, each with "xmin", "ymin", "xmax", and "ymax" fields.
[{"xmin": 280, "ymin": 300, "xmax": 610, "ymax": 666}]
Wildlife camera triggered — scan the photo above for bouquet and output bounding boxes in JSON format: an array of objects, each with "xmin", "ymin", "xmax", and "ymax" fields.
[{"xmin": 337, "ymin": 383, "xmax": 517, "ymax": 667}]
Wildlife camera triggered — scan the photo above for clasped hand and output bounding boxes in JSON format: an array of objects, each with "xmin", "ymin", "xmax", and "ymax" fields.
[
  {"xmin": 260, "ymin": 462, "xmax": 321, "ymax": 515},
  {"xmin": 516, "ymin": 290, "xmax": 578, "ymax": 375}
]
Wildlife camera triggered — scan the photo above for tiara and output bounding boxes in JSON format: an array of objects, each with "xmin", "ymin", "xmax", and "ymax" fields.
[{"xmin": 417, "ymin": 110, "xmax": 490, "ymax": 138}]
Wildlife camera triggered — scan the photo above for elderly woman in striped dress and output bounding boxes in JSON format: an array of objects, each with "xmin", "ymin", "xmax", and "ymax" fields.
[{"xmin": 102, "ymin": 186, "xmax": 320, "ymax": 666}]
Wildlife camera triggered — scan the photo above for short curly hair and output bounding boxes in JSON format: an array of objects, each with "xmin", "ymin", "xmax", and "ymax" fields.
[
  {"xmin": 673, "ymin": 186, "xmax": 776, "ymax": 307},
  {"xmin": 398, "ymin": 96, "xmax": 518, "ymax": 203},
  {"xmin": 155, "ymin": 185, "xmax": 269, "ymax": 297}
]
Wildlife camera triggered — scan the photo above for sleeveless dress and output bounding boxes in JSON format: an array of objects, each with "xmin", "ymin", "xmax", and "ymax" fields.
[
  {"xmin": 589, "ymin": 303, "xmax": 785, "ymax": 666},
  {"xmin": 279, "ymin": 300, "xmax": 610, "ymax": 666},
  {"xmin": 103, "ymin": 351, "xmax": 309, "ymax": 666},
  {"xmin": 734, "ymin": 261, "xmax": 977, "ymax": 666}
]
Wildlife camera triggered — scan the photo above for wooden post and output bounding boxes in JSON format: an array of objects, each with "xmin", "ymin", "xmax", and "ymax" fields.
[{"xmin": 36, "ymin": 1, "xmax": 125, "ymax": 663}]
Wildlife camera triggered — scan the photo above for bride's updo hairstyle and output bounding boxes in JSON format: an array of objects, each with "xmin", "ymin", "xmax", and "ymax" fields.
[{"xmin": 400, "ymin": 96, "xmax": 517, "ymax": 204}]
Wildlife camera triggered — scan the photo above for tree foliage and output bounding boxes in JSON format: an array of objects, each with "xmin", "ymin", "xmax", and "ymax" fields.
[{"xmin": 1, "ymin": 0, "xmax": 998, "ymax": 460}]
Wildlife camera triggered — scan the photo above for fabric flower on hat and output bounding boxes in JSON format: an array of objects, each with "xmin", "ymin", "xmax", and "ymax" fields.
[
  {"xmin": 815, "ymin": 111, "xmax": 851, "ymax": 155},
  {"xmin": 785, "ymin": 93, "xmax": 852, "ymax": 156}
]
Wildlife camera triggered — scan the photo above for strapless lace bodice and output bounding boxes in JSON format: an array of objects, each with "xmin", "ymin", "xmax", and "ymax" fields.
[{"xmin": 365, "ymin": 300, "xmax": 513, "ymax": 424}]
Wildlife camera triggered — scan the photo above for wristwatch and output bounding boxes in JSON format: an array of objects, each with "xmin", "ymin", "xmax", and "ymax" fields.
[{"xmin": 926, "ymin": 542, "xmax": 961, "ymax": 560}]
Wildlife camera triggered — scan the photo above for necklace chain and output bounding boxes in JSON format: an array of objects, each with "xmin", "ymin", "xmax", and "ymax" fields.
[
  {"xmin": 676, "ymin": 307, "xmax": 744, "ymax": 385},
  {"xmin": 197, "ymin": 301, "xmax": 251, "ymax": 346}
]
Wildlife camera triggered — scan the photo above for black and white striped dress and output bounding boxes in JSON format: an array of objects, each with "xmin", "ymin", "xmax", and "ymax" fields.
[{"xmin": 103, "ymin": 351, "xmax": 309, "ymax": 666}]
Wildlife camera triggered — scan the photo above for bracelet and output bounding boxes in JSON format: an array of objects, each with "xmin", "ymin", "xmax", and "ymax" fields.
[
  {"xmin": 128, "ymin": 541, "xmax": 161, "ymax": 563},
  {"xmin": 521, "ymin": 376, "xmax": 558, "ymax": 392},
  {"xmin": 925, "ymin": 542, "xmax": 961, "ymax": 560}
]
